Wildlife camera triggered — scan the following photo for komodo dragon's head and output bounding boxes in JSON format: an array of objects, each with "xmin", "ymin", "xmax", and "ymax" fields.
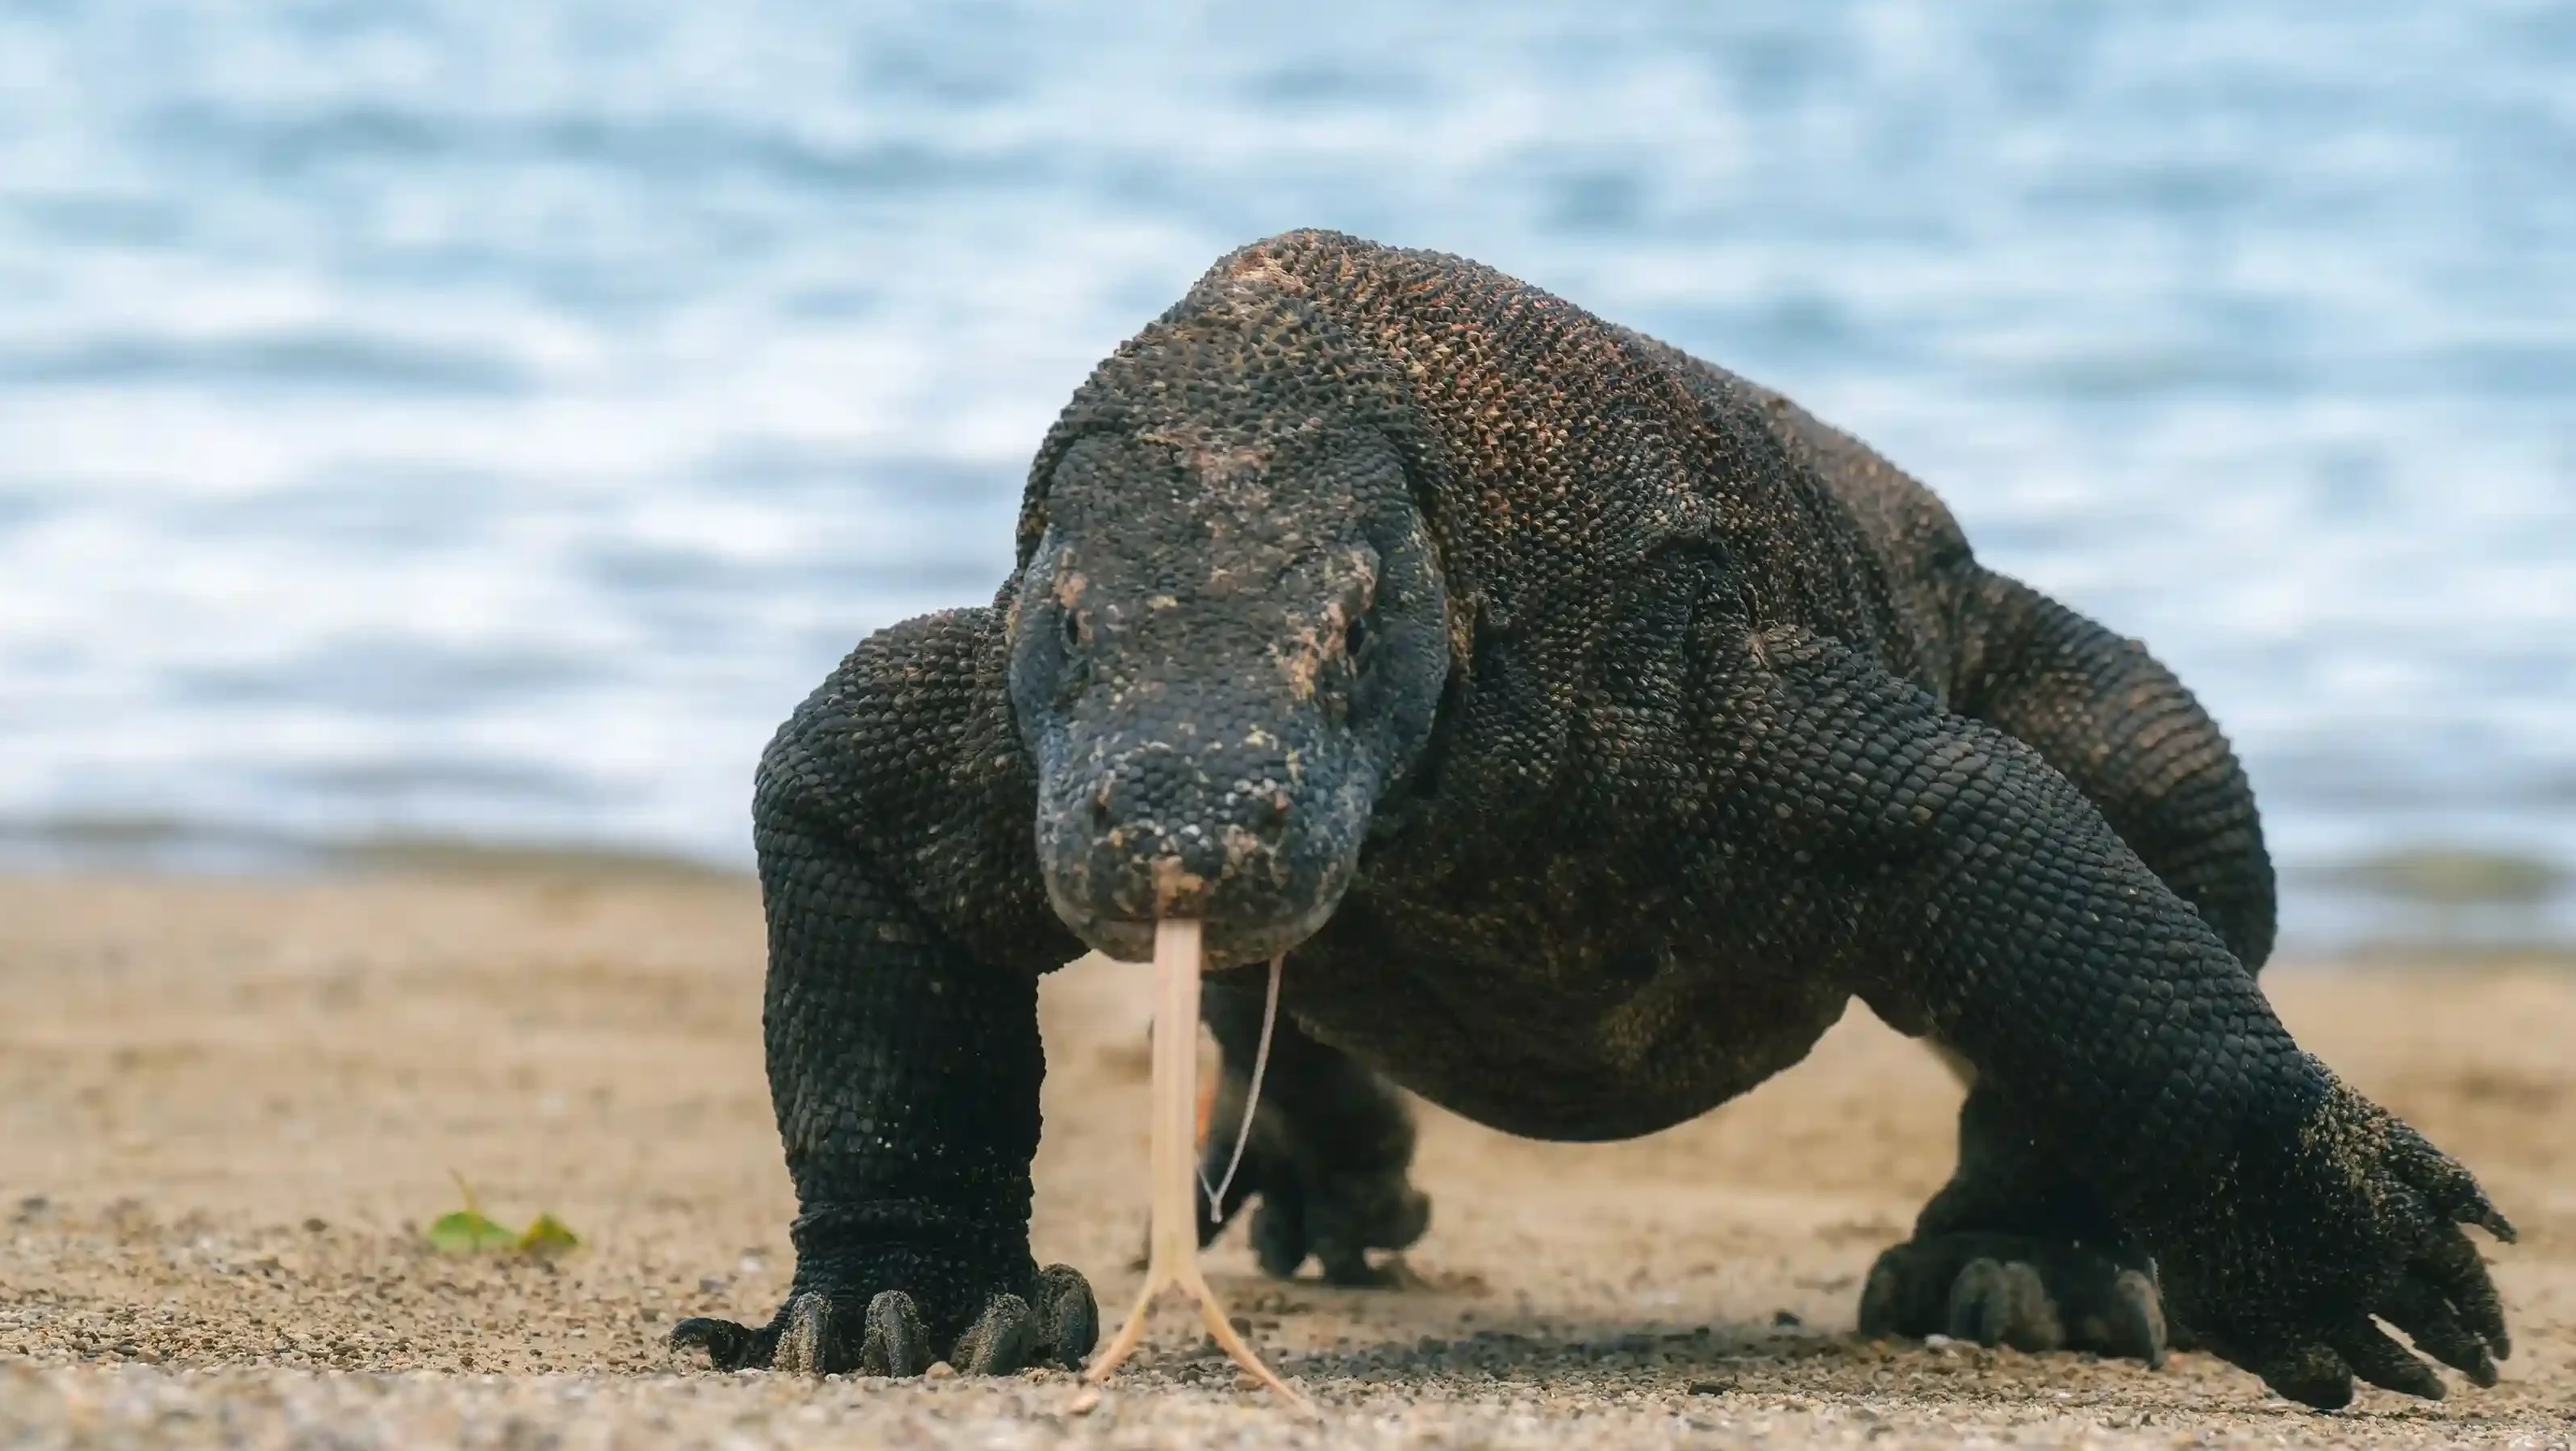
[{"xmin": 1002, "ymin": 260, "xmax": 1452, "ymax": 968}]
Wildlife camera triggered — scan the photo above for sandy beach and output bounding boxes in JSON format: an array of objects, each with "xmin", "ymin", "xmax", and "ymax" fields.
[{"xmin": 2, "ymin": 871, "xmax": 2570, "ymax": 1448}]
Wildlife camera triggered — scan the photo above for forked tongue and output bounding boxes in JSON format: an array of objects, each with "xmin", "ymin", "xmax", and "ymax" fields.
[{"xmin": 1084, "ymin": 918, "xmax": 1312, "ymax": 1409}]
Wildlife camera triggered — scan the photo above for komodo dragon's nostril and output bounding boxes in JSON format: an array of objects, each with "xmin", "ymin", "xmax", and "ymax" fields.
[{"xmin": 1090, "ymin": 777, "xmax": 1114, "ymax": 826}]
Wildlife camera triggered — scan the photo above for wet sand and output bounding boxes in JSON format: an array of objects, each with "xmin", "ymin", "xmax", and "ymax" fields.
[{"xmin": 2, "ymin": 873, "xmax": 2570, "ymax": 1448}]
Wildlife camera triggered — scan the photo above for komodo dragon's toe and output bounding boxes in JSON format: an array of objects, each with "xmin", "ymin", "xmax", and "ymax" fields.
[
  {"xmin": 1860, "ymin": 1231, "xmax": 2168, "ymax": 1365},
  {"xmin": 670, "ymin": 1264, "xmax": 1097, "ymax": 1377}
]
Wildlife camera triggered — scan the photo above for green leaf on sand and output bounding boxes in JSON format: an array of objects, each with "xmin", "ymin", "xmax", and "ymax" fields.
[
  {"xmin": 516, "ymin": 1213, "xmax": 580, "ymax": 1255},
  {"xmin": 427, "ymin": 1207, "xmax": 520, "ymax": 1253},
  {"xmin": 428, "ymin": 1172, "xmax": 581, "ymax": 1255}
]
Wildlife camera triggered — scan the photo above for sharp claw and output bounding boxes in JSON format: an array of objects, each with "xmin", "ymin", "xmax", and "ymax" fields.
[
  {"xmin": 2000, "ymin": 1261, "xmax": 2063, "ymax": 1353},
  {"xmin": 1856, "ymin": 1256, "xmax": 1906, "ymax": 1339},
  {"xmin": 773, "ymin": 1291, "xmax": 834, "ymax": 1377},
  {"xmin": 862, "ymin": 1290, "xmax": 930, "ymax": 1377},
  {"xmin": 1033, "ymin": 1263, "xmax": 1100, "ymax": 1369},
  {"xmin": 2385, "ymin": 1269, "xmax": 2499, "ymax": 1385},
  {"xmin": 955, "ymin": 1294, "xmax": 1036, "ymax": 1375},
  {"xmin": 2420, "ymin": 1224, "xmax": 2514, "ymax": 1360},
  {"xmin": 669, "ymin": 1315, "xmax": 754, "ymax": 1369},
  {"xmin": 2256, "ymin": 1343, "xmax": 2357, "ymax": 1411},
  {"xmin": 1384, "ymin": 1188, "xmax": 1432, "ymax": 1251},
  {"xmin": 2339, "ymin": 1325, "xmax": 2446, "ymax": 1402},
  {"xmin": 1945, "ymin": 1257, "xmax": 2062, "ymax": 1353},
  {"xmin": 1250, "ymin": 1196, "xmax": 1309, "ymax": 1280},
  {"xmin": 1946, "ymin": 1257, "xmax": 2002, "ymax": 1346},
  {"xmin": 2391, "ymin": 1123, "xmax": 2517, "ymax": 1244},
  {"xmin": 2448, "ymin": 1180, "xmax": 2518, "ymax": 1245},
  {"xmin": 2107, "ymin": 1269, "xmax": 2167, "ymax": 1370},
  {"xmin": 1317, "ymin": 1248, "xmax": 1399, "ymax": 1287}
]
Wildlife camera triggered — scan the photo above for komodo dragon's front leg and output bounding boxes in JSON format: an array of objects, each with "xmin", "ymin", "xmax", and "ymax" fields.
[
  {"xmin": 668, "ymin": 806, "xmax": 1098, "ymax": 1375},
  {"xmin": 1864, "ymin": 571, "xmax": 2283, "ymax": 1361},
  {"xmin": 670, "ymin": 622, "xmax": 1100, "ymax": 1377},
  {"xmin": 1726, "ymin": 627, "xmax": 2512, "ymax": 1411}
]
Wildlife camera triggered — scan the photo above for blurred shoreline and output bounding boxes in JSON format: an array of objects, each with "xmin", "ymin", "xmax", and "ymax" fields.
[
  {"xmin": 7, "ymin": 812, "xmax": 2570, "ymax": 963},
  {"xmin": 0, "ymin": 813, "xmax": 749, "ymax": 884}
]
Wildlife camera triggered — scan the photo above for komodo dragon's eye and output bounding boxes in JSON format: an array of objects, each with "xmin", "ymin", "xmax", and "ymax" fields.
[
  {"xmin": 1343, "ymin": 613, "xmax": 1371, "ymax": 663},
  {"xmin": 1063, "ymin": 608, "xmax": 1085, "ymax": 650}
]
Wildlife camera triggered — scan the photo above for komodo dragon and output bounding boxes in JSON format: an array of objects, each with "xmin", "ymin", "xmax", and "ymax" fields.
[{"xmin": 673, "ymin": 230, "xmax": 2514, "ymax": 1409}]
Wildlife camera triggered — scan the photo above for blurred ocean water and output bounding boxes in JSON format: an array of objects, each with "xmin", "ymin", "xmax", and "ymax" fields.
[{"xmin": 0, "ymin": 2, "xmax": 2569, "ymax": 948}]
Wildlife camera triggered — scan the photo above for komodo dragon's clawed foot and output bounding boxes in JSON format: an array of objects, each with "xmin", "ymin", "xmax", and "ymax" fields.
[
  {"xmin": 1194, "ymin": 1143, "xmax": 1430, "ymax": 1288},
  {"xmin": 670, "ymin": 1262, "xmax": 1098, "ymax": 1376},
  {"xmin": 1859, "ymin": 1232, "xmax": 2169, "ymax": 1365}
]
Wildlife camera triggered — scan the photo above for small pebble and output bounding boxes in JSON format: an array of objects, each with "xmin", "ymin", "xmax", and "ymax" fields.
[
  {"xmin": 1067, "ymin": 1386, "xmax": 1103, "ymax": 1415},
  {"xmin": 924, "ymin": 1361, "xmax": 956, "ymax": 1381}
]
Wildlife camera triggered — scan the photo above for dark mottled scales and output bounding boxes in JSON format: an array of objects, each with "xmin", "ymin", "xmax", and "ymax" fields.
[{"xmin": 671, "ymin": 232, "xmax": 2514, "ymax": 1410}]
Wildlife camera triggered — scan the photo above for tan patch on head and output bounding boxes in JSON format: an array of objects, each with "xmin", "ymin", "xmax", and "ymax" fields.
[
  {"xmin": 1150, "ymin": 857, "xmax": 1208, "ymax": 916},
  {"xmin": 1225, "ymin": 253, "xmax": 1309, "ymax": 294},
  {"xmin": 1277, "ymin": 624, "xmax": 1327, "ymax": 702},
  {"xmin": 1220, "ymin": 825, "xmax": 1275, "ymax": 884},
  {"xmin": 1193, "ymin": 445, "xmax": 1271, "ymax": 483},
  {"xmin": 1277, "ymin": 544, "xmax": 1380, "ymax": 700},
  {"xmin": 1132, "ymin": 431, "xmax": 1272, "ymax": 486}
]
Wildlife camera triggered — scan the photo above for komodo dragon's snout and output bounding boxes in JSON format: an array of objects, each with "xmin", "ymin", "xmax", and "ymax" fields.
[{"xmin": 1004, "ymin": 416, "xmax": 1451, "ymax": 968}]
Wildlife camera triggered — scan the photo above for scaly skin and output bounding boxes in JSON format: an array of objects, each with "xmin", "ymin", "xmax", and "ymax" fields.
[{"xmin": 672, "ymin": 232, "xmax": 2513, "ymax": 1408}]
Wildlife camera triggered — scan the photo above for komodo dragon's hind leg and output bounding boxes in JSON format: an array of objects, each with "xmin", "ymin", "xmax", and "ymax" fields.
[
  {"xmin": 1947, "ymin": 571, "xmax": 2276, "ymax": 971},
  {"xmin": 1192, "ymin": 970, "xmax": 1430, "ymax": 1286},
  {"xmin": 1862, "ymin": 571, "xmax": 2277, "ymax": 1365}
]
